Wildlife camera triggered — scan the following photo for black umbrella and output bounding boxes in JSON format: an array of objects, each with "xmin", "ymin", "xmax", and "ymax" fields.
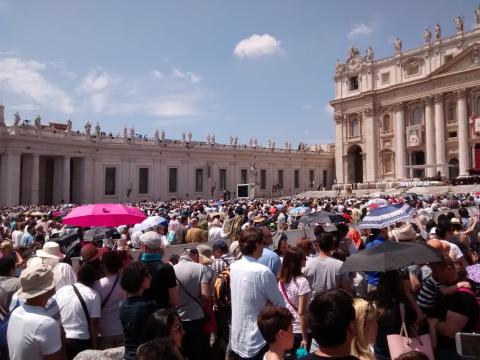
[
  {"xmin": 299, "ymin": 211, "xmax": 346, "ymax": 226},
  {"xmin": 340, "ymin": 241, "xmax": 442, "ymax": 273}
]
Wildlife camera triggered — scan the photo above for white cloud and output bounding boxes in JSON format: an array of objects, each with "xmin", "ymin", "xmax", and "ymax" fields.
[
  {"xmin": 0, "ymin": 57, "xmax": 74, "ymax": 114},
  {"xmin": 152, "ymin": 70, "xmax": 164, "ymax": 79},
  {"xmin": 324, "ymin": 104, "xmax": 334, "ymax": 116},
  {"xmin": 234, "ymin": 34, "xmax": 283, "ymax": 59},
  {"xmin": 81, "ymin": 68, "xmax": 112, "ymax": 92},
  {"xmin": 348, "ymin": 22, "xmax": 373, "ymax": 39},
  {"xmin": 172, "ymin": 68, "xmax": 201, "ymax": 83}
]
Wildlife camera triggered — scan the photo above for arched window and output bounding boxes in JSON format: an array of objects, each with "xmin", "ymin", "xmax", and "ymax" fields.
[
  {"xmin": 350, "ymin": 118, "xmax": 360, "ymax": 137},
  {"xmin": 411, "ymin": 107, "xmax": 423, "ymax": 125},
  {"xmin": 382, "ymin": 114, "xmax": 391, "ymax": 132}
]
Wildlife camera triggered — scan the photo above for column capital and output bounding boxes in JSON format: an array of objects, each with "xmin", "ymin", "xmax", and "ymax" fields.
[
  {"xmin": 362, "ymin": 107, "xmax": 374, "ymax": 117},
  {"xmin": 423, "ymin": 95, "xmax": 433, "ymax": 105},
  {"xmin": 455, "ymin": 89, "xmax": 467, "ymax": 99},
  {"xmin": 433, "ymin": 93, "xmax": 444, "ymax": 104},
  {"xmin": 394, "ymin": 102, "xmax": 405, "ymax": 112}
]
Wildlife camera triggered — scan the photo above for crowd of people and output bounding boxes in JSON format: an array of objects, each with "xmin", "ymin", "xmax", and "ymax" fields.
[{"xmin": 0, "ymin": 191, "xmax": 480, "ymax": 360}]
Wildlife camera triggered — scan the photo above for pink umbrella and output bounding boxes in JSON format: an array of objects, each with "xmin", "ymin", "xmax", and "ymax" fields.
[{"xmin": 63, "ymin": 204, "xmax": 147, "ymax": 227}]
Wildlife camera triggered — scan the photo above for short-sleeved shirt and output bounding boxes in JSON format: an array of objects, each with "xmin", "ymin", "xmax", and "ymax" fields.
[
  {"xmin": 54, "ymin": 283, "xmax": 101, "ymax": 340},
  {"xmin": 142, "ymin": 259, "xmax": 177, "ymax": 309},
  {"xmin": 258, "ymin": 248, "xmax": 281, "ymax": 276},
  {"xmin": 93, "ymin": 274, "xmax": 124, "ymax": 337},
  {"xmin": 7, "ymin": 304, "xmax": 62, "ymax": 360},
  {"xmin": 120, "ymin": 296, "xmax": 158, "ymax": 360},
  {"xmin": 278, "ymin": 276, "xmax": 311, "ymax": 333},
  {"xmin": 174, "ymin": 257, "xmax": 210, "ymax": 321},
  {"xmin": 303, "ymin": 256, "xmax": 346, "ymax": 297}
]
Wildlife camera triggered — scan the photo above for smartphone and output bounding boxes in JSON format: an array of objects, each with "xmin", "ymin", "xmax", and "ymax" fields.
[{"xmin": 456, "ymin": 332, "xmax": 480, "ymax": 358}]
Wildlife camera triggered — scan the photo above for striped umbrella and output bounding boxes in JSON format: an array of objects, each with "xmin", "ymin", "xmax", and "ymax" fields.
[{"xmin": 359, "ymin": 204, "xmax": 415, "ymax": 229}]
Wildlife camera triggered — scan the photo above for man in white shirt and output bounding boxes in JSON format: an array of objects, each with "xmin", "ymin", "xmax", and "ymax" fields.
[
  {"xmin": 54, "ymin": 263, "xmax": 101, "ymax": 359},
  {"xmin": 7, "ymin": 264, "xmax": 64, "ymax": 360},
  {"xmin": 230, "ymin": 227, "xmax": 285, "ymax": 360}
]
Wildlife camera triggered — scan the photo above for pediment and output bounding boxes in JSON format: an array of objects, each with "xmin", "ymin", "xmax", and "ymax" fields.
[{"xmin": 430, "ymin": 43, "xmax": 480, "ymax": 77}]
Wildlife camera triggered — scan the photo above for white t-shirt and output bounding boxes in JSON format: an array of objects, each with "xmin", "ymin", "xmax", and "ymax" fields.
[
  {"xmin": 7, "ymin": 304, "xmax": 62, "ymax": 360},
  {"xmin": 93, "ymin": 274, "xmax": 124, "ymax": 337},
  {"xmin": 278, "ymin": 277, "xmax": 310, "ymax": 334},
  {"xmin": 54, "ymin": 283, "xmax": 101, "ymax": 340}
]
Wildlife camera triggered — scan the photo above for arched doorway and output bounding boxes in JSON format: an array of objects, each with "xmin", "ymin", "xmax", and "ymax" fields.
[
  {"xmin": 449, "ymin": 158, "xmax": 459, "ymax": 179},
  {"xmin": 347, "ymin": 144, "xmax": 363, "ymax": 183},
  {"xmin": 411, "ymin": 151, "xmax": 425, "ymax": 178}
]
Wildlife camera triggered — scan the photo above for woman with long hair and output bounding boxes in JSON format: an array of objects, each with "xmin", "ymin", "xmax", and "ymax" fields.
[
  {"xmin": 277, "ymin": 247, "xmax": 311, "ymax": 356},
  {"xmin": 351, "ymin": 298, "xmax": 378, "ymax": 360}
]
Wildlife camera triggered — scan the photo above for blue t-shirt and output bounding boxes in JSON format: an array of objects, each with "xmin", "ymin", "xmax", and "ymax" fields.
[
  {"xmin": 365, "ymin": 236, "xmax": 385, "ymax": 286},
  {"xmin": 258, "ymin": 248, "xmax": 281, "ymax": 276}
]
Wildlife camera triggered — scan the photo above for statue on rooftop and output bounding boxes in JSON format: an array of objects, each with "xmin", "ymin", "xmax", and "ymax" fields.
[
  {"xmin": 13, "ymin": 112, "xmax": 20, "ymax": 127},
  {"xmin": 424, "ymin": 28, "xmax": 432, "ymax": 44},
  {"xmin": 455, "ymin": 15, "xmax": 464, "ymax": 34},
  {"xmin": 434, "ymin": 23, "xmax": 441, "ymax": 40},
  {"xmin": 34, "ymin": 115, "xmax": 41, "ymax": 129},
  {"xmin": 366, "ymin": 46, "xmax": 374, "ymax": 61},
  {"xmin": 394, "ymin": 38, "xmax": 402, "ymax": 52}
]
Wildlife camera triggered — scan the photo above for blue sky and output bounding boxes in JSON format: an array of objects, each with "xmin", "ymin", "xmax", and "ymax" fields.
[{"xmin": 0, "ymin": 0, "xmax": 477, "ymax": 146}]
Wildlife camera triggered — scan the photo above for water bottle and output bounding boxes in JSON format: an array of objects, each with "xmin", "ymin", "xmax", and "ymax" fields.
[{"xmin": 296, "ymin": 346, "xmax": 308, "ymax": 359}]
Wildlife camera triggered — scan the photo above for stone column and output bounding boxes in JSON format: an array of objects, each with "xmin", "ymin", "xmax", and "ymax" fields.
[
  {"xmin": 3, "ymin": 152, "xmax": 21, "ymax": 206},
  {"xmin": 434, "ymin": 94, "xmax": 447, "ymax": 176},
  {"xmin": 31, "ymin": 154, "xmax": 40, "ymax": 204},
  {"xmin": 63, "ymin": 156, "xmax": 71, "ymax": 203},
  {"xmin": 334, "ymin": 118, "xmax": 344, "ymax": 184},
  {"xmin": 456, "ymin": 89, "xmax": 469, "ymax": 175},
  {"xmin": 364, "ymin": 108, "xmax": 378, "ymax": 182},
  {"xmin": 395, "ymin": 103, "xmax": 407, "ymax": 179},
  {"xmin": 424, "ymin": 96, "xmax": 436, "ymax": 177}
]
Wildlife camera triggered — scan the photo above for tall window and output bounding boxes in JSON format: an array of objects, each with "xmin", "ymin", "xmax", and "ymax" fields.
[
  {"xmin": 294, "ymin": 170, "xmax": 300, "ymax": 189},
  {"xmin": 350, "ymin": 118, "xmax": 360, "ymax": 137},
  {"xmin": 104, "ymin": 167, "xmax": 116, "ymax": 196},
  {"xmin": 382, "ymin": 114, "xmax": 391, "ymax": 132},
  {"xmin": 309, "ymin": 170, "xmax": 315, "ymax": 188},
  {"xmin": 411, "ymin": 107, "xmax": 423, "ymax": 125},
  {"xmin": 138, "ymin": 168, "xmax": 149, "ymax": 194},
  {"xmin": 168, "ymin": 168, "xmax": 178, "ymax": 193},
  {"xmin": 447, "ymin": 102, "xmax": 457, "ymax": 122},
  {"xmin": 219, "ymin": 169, "xmax": 227, "ymax": 191},
  {"xmin": 195, "ymin": 169, "xmax": 203, "ymax": 192},
  {"xmin": 277, "ymin": 170, "xmax": 284, "ymax": 188},
  {"xmin": 260, "ymin": 169, "xmax": 266, "ymax": 190},
  {"xmin": 241, "ymin": 169, "xmax": 247, "ymax": 184}
]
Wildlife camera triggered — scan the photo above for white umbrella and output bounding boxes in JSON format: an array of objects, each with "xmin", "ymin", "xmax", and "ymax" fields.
[{"xmin": 132, "ymin": 216, "xmax": 167, "ymax": 232}]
